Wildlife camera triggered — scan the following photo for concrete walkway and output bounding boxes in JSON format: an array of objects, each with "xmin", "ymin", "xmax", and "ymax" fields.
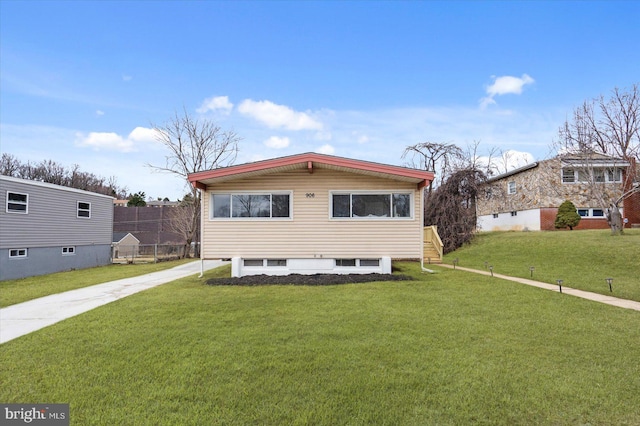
[
  {"xmin": 0, "ymin": 260, "xmax": 228, "ymax": 344},
  {"xmin": 438, "ymin": 264, "xmax": 640, "ymax": 312}
]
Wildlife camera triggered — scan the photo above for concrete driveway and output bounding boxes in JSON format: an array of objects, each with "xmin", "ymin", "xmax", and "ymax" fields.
[{"xmin": 0, "ymin": 260, "xmax": 227, "ymax": 344}]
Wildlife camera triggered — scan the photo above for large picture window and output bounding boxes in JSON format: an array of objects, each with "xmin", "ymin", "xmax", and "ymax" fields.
[
  {"xmin": 6, "ymin": 192, "xmax": 28, "ymax": 213},
  {"xmin": 331, "ymin": 192, "xmax": 411, "ymax": 219},
  {"xmin": 212, "ymin": 193, "xmax": 291, "ymax": 219}
]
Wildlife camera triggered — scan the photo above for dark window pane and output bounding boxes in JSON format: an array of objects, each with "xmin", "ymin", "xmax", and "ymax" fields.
[
  {"xmin": 332, "ymin": 194, "xmax": 350, "ymax": 217},
  {"xmin": 392, "ymin": 194, "xmax": 411, "ymax": 217},
  {"xmin": 360, "ymin": 259, "xmax": 380, "ymax": 266},
  {"xmin": 232, "ymin": 195, "xmax": 270, "ymax": 217},
  {"xmin": 271, "ymin": 194, "xmax": 290, "ymax": 217},
  {"xmin": 8, "ymin": 203, "xmax": 27, "ymax": 212},
  {"xmin": 78, "ymin": 202, "xmax": 90, "ymax": 210},
  {"xmin": 336, "ymin": 259, "xmax": 356, "ymax": 267},
  {"xmin": 8, "ymin": 193, "xmax": 27, "ymax": 203},
  {"xmin": 592, "ymin": 209, "xmax": 604, "ymax": 217},
  {"xmin": 212, "ymin": 194, "xmax": 231, "ymax": 218},
  {"xmin": 352, "ymin": 194, "xmax": 390, "ymax": 217}
]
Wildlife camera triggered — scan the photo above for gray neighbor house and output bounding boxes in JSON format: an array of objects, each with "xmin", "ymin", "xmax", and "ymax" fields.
[{"xmin": 0, "ymin": 175, "xmax": 114, "ymax": 280}]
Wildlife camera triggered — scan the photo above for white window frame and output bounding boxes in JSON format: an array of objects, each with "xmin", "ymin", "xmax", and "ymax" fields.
[
  {"xmin": 562, "ymin": 167, "xmax": 624, "ymax": 184},
  {"xmin": 62, "ymin": 246, "xmax": 76, "ymax": 256},
  {"xmin": 9, "ymin": 248, "xmax": 28, "ymax": 258},
  {"xmin": 507, "ymin": 181, "xmax": 516, "ymax": 195},
  {"xmin": 210, "ymin": 191, "xmax": 293, "ymax": 220},
  {"xmin": 6, "ymin": 191, "xmax": 29, "ymax": 214},
  {"xmin": 77, "ymin": 201, "xmax": 91, "ymax": 218},
  {"xmin": 577, "ymin": 207, "xmax": 614, "ymax": 218},
  {"xmin": 329, "ymin": 191, "xmax": 413, "ymax": 220},
  {"xmin": 335, "ymin": 258, "xmax": 381, "ymax": 267}
]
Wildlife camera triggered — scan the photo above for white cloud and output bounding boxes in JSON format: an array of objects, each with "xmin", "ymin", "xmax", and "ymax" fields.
[
  {"xmin": 480, "ymin": 74, "xmax": 535, "ymax": 109},
  {"xmin": 75, "ymin": 132, "xmax": 133, "ymax": 152},
  {"xmin": 128, "ymin": 126, "xmax": 159, "ymax": 143},
  {"xmin": 478, "ymin": 149, "xmax": 537, "ymax": 176},
  {"xmin": 96, "ymin": 110, "xmax": 105, "ymax": 116},
  {"xmin": 264, "ymin": 136, "xmax": 290, "ymax": 149},
  {"xmin": 315, "ymin": 144, "xmax": 335, "ymax": 155},
  {"xmin": 75, "ymin": 127, "xmax": 159, "ymax": 152},
  {"xmin": 197, "ymin": 95, "xmax": 234, "ymax": 114},
  {"xmin": 238, "ymin": 99, "xmax": 323, "ymax": 131}
]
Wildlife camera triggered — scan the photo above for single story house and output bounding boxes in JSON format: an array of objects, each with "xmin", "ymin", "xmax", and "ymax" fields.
[
  {"xmin": 0, "ymin": 175, "xmax": 114, "ymax": 280},
  {"xmin": 188, "ymin": 153, "xmax": 434, "ymax": 277},
  {"xmin": 112, "ymin": 232, "xmax": 140, "ymax": 259},
  {"xmin": 476, "ymin": 153, "xmax": 639, "ymax": 231}
]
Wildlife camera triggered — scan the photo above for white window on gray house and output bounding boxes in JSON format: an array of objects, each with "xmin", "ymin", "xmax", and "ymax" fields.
[
  {"xmin": 507, "ymin": 181, "xmax": 516, "ymax": 195},
  {"xmin": 331, "ymin": 192, "xmax": 411, "ymax": 218},
  {"xmin": 6, "ymin": 192, "xmax": 28, "ymax": 213},
  {"xmin": 9, "ymin": 248, "xmax": 27, "ymax": 258},
  {"xmin": 77, "ymin": 201, "xmax": 91, "ymax": 218},
  {"xmin": 62, "ymin": 246, "xmax": 76, "ymax": 255},
  {"xmin": 212, "ymin": 193, "xmax": 291, "ymax": 219}
]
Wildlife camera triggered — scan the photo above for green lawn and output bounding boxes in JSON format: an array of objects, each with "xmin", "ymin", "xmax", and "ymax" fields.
[
  {"xmin": 1, "ymin": 262, "xmax": 639, "ymax": 425},
  {"xmin": 0, "ymin": 259, "xmax": 193, "ymax": 307},
  {"xmin": 443, "ymin": 229, "xmax": 640, "ymax": 302}
]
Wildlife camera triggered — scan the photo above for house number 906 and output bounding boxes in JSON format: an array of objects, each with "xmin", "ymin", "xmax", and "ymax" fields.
[{"xmin": 306, "ymin": 193, "xmax": 315, "ymax": 198}]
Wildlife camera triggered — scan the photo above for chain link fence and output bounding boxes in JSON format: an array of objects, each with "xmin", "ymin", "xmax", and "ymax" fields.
[{"xmin": 112, "ymin": 243, "xmax": 199, "ymax": 264}]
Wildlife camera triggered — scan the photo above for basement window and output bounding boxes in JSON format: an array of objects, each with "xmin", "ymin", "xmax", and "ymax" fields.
[
  {"xmin": 335, "ymin": 259, "xmax": 357, "ymax": 267},
  {"xmin": 243, "ymin": 259, "xmax": 263, "ymax": 267},
  {"xmin": 9, "ymin": 248, "xmax": 27, "ymax": 258},
  {"xmin": 267, "ymin": 259, "xmax": 287, "ymax": 267},
  {"xmin": 359, "ymin": 259, "xmax": 380, "ymax": 267},
  {"xmin": 62, "ymin": 246, "xmax": 76, "ymax": 255}
]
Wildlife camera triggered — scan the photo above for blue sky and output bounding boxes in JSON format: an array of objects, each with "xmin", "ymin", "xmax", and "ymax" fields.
[{"xmin": 1, "ymin": 1, "xmax": 639, "ymax": 200}]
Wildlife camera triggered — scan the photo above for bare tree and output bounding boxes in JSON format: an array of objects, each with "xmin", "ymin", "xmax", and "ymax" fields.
[
  {"xmin": 149, "ymin": 109, "xmax": 241, "ymax": 257},
  {"xmin": 402, "ymin": 142, "xmax": 464, "ymax": 193},
  {"xmin": 556, "ymin": 84, "xmax": 640, "ymax": 233},
  {"xmin": 167, "ymin": 199, "xmax": 198, "ymax": 257},
  {"xmin": 1, "ymin": 153, "xmax": 127, "ymax": 197}
]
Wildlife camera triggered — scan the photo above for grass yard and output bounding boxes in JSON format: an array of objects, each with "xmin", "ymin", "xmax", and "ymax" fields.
[
  {"xmin": 0, "ymin": 258, "xmax": 193, "ymax": 307},
  {"xmin": 1, "ymin": 262, "xmax": 639, "ymax": 425},
  {"xmin": 443, "ymin": 229, "xmax": 640, "ymax": 302}
]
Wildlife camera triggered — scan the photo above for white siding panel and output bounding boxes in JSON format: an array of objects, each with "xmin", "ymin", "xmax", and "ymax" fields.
[{"xmin": 201, "ymin": 168, "xmax": 423, "ymax": 259}]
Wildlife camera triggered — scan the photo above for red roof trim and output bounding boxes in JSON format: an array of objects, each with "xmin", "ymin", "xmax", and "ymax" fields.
[{"xmin": 188, "ymin": 152, "xmax": 434, "ymax": 185}]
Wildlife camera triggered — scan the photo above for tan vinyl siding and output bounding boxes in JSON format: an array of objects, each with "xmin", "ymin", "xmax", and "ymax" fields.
[{"xmin": 201, "ymin": 168, "xmax": 423, "ymax": 259}]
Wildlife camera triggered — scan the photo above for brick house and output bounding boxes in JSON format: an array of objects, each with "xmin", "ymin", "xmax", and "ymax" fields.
[{"xmin": 476, "ymin": 153, "xmax": 639, "ymax": 231}]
